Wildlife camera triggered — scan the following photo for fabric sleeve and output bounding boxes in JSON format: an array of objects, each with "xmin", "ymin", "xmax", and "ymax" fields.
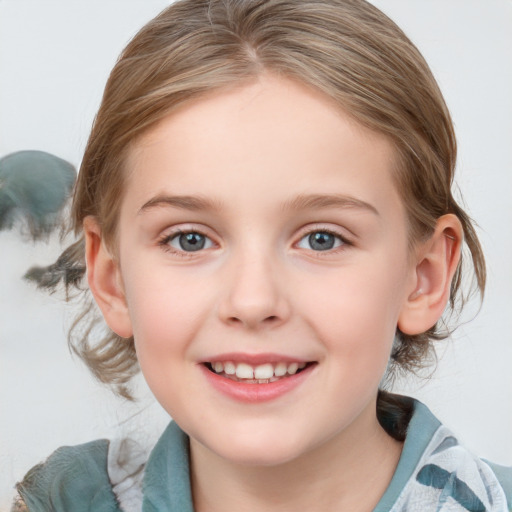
[
  {"xmin": 484, "ymin": 460, "xmax": 512, "ymax": 511},
  {"xmin": 16, "ymin": 440, "xmax": 122, "ymax": 512},
  {"xmin": 107, "ymin": 438, "xmax": 146, "ymax": 512}
]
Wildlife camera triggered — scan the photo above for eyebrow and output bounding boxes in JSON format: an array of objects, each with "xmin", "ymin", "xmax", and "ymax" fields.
[
  {"xmin": 282, "ymin": 194, "xmax": 379, "ymax": 216},
  {"xmin": 138, "ymin": 194, "xmax": 222, "ymax": 215},
  {"xmin": 137, "ymin": 193, "xmax": 379, "ymax": 216}
]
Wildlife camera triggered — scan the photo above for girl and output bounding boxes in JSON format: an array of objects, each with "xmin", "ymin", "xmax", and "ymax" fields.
[{"xmin": 13, "ymin": 1, "xmax": 512, "ymax": 510}]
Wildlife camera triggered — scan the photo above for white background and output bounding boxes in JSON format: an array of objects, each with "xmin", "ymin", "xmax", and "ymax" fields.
[{"xmin": 1, "ymin": 1, "xmax": 511, "ymax": 509}]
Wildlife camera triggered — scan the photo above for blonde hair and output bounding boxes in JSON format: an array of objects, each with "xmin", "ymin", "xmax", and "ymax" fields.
[{"xmin": 44, "ymin": 0, "xmax": 485, "ymax": 400}]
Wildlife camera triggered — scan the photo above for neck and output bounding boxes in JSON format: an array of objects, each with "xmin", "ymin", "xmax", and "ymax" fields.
[{"xmin": 190, "ymin": 400, "xmax": 403, "ymax": 512}]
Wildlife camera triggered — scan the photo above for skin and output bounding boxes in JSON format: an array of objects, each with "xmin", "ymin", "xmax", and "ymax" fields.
[{"xmin": 85, "ymin": 75, "xmax": 462, "ymax": 511}]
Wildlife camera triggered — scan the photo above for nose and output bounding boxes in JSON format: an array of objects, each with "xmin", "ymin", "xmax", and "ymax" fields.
[{"xmin": 218, "ymin": 249, "xmax": 291, "ymax": 330}]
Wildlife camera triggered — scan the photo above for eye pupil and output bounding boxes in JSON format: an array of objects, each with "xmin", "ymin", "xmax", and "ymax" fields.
[
  {"xmin": 309, "ymin": 232, "xmax": 335, "ymax": 251},
  {"xmin": 179, "ymin": 233, "xmax": 205, "ymax": 251}
]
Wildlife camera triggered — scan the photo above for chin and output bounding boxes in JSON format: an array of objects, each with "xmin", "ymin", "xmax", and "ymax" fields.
[
  {"xmin": 206, "ymin": 428, "xmax": 313, "ymax": 467},
  {"xmin": 220, "ymin": 445, "xmax": 303, "ymax": 467}
]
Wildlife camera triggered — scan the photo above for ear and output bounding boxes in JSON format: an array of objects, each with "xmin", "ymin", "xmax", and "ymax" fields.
[
  {"xmin": 398, "ymin": 214, "xmax": 463, "ymax": 335},
  {"xmin": 83, "ymin": 216, "xmax": 133, "ymax": 338}
]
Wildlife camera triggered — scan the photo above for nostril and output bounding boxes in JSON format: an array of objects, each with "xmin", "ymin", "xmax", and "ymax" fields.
[
  {"xmin": 227, "ymin": 315, "xmax": 278, "ymax": 323},
  {"xmin": 223, "ymin": 313, "xmax": 284, "ymax": 328}
]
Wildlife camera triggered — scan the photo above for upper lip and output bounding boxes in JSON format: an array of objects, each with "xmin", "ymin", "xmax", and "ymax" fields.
[{"xmin": 200, "ymin": 353, "xmax": 312, "ymax": 365}]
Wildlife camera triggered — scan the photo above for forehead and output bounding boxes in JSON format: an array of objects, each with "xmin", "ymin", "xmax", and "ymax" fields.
[{"xmin": 123, "ymin": 75, "xmax": 400, "ymax": 218}]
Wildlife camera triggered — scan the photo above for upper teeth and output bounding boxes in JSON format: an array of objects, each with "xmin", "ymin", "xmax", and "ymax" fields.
[{"xmin": 211, "ymin": 361, "xmax": 307, "ymax": 379}]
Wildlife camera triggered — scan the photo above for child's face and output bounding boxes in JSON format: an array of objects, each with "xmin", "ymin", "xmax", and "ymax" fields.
[{"xmin": 115, "ymin": 75, "xmax": 417, "ymax": 465}]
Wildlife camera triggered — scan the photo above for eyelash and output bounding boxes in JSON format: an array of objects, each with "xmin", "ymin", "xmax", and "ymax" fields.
[
  {"xmin": 295, "ymin": 227, "xmax": 352, "ymax": 255},
  {"xmin": 157, "ymin": 226, "xmax": 352, "ymax": 257},
  {"xmin": 157, "ymin": 229, "xmax": 215, "ymax": 258}
]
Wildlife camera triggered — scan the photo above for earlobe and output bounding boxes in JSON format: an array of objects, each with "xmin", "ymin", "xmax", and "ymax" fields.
[
  {"xmin": 83, "ymin": 217, "xmax": 133, "ymax": 338},
  {"xmin": 398, "ymin": 214, "xmax": 463, "ymax": 335}
]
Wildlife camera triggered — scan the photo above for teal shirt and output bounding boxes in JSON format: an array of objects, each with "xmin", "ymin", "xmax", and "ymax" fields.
[{"xmin": 17, "ymin": 399, "xmax": 512, "ymax": 511}]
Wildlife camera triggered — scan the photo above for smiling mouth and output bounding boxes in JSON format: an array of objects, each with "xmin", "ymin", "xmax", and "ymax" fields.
[{"xmin": 204, "ymin": 361, "xmax": 315, "ymax": 384}]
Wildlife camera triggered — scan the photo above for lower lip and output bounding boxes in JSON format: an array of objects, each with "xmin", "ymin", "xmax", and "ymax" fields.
[{"xmin": 200, "ymin": 363, "xmax": 316, "ymax": 403}]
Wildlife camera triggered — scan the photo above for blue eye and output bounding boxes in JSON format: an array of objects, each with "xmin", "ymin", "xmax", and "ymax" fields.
[
  {"xmin": 297, "ymin": 231, "xmax": 344, "ymax": 251},
  {"xmin": 169, "ymin": 232, "xmax": 213, "ymax": 252}
]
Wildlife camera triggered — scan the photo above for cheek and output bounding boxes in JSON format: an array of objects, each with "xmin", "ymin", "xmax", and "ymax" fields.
[
  {"xmin": 295, "ymin": 255, "xmax": 408, "ymax": 361},
  {"xmin": 122, "ymin": 268, "xmax": 210, "ymax": 365},
  {"xmin": 123, "ymin": 272, "xmax": 213, "ymax": 415}
]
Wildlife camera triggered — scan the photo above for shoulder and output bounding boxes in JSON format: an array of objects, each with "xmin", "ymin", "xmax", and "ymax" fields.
[
  {"xmin": 412, "ymin": 425, "xmax": 512, "ymax": 512},
  {"xmin": 16, "ymin": 439, "xmax": 121, "ymax": 512},
  {"xmin": 406, "ymin": 402, "xmax": 512, "ymax": 511},
  {"xmin": 13, "ymin": 424, "xmax": 186, "ymax": 512},
  {"xmin": 377, "ymin": 396, "xmax": 512, "ymax": 512},
  {"xmin": 483, "ymin": 460, "xmax": 512, "ymax": 510}
]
